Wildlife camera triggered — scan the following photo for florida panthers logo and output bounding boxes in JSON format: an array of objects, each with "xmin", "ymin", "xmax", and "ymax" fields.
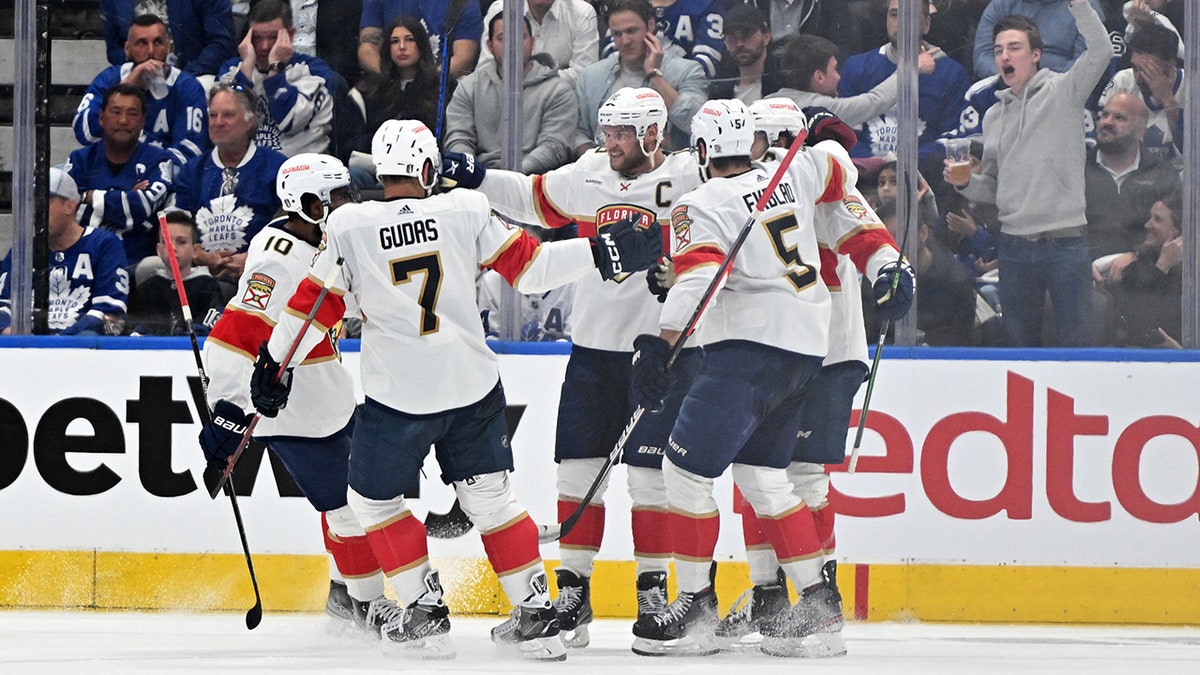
[{"xmin": 595, "ymin": 204, "xmax": 658, "ymax": 282}]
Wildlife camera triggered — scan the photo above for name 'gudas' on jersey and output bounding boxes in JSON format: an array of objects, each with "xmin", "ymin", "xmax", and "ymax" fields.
[{"xmin": 267, "ymin": 189, "xmax": 598, "ymax": 415}]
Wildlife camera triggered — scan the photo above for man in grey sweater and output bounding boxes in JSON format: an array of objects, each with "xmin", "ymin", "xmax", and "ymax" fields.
[
  {"xmin": 444, "ymin": 11, "xmax": 579, "ymax": 174},
  {"xmin": 946, "ymin": 0, "xmax": 1109, "ymax": 347}
]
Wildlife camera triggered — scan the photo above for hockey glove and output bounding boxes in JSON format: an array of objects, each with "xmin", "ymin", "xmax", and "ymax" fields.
[
  {"xmin": 631, "ymin": 334, "xmax": 674, "ymax": 411},
  {"xmin": 873, "ymin": 260, "xmax": 916, "ymax": 321},
  {"xmin": 646, "ymin": 256, "xmax": 676, "ymax": 303},
  {"xmin": 249, "ymin": 342, "xmax": 293, "ymax": 417},
  {"xmin": 198, "ymin": 399, "xmax": 252, "ymax": 463},
  {"xmin": 803, "ymin": 106, "xmax": 858, "ymax": 152},
  {"xmin": 591, "ymin": 213, "xmax": 664, "ymax": 281},
  {"xmin": 440, "ymin": 150, "xmax": 486, "ymax": 189}
]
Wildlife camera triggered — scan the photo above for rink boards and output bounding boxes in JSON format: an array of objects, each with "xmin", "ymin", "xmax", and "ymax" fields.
[{"xmin": 1, "ymin": 340, "xmax": 1199, "ymax": 623}]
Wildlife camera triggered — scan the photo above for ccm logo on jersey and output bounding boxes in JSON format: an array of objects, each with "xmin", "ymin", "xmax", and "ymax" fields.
[
  {"xmin": 242, "ymin": 273, "xmax": 276, "ymax": 310},
  {"xmin": 379, "ymin": 219, "xmax": 439, "ymax": 249}
]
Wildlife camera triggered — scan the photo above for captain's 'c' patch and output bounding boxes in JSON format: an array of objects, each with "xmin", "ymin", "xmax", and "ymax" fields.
[{"xmin": 242, "ymin": 273, "xmax": 276, "ymax": 310}]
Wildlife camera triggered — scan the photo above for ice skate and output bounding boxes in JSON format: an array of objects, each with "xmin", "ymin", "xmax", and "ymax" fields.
[
  {"xmin": 553, "ymin": 569, "xmax": 593, "ymax": 649},
  {"xmin": 324, "ymin": 580, "xmax": 357, "ymax": 636},
  {"xmin": 379, "ymin": 570, "xmax": 455, "ymax": 659},
  {"xmin": 714, "ymin": 568, "xmax": 790, "ymax": 650},
  {"xmin": 491, "ymin": 571, "xmax": 567, "ymax": 661},
  {"xmin": 635, "ymin": 570, "xmax": 668, "ymax": 622},
  {"xmin": 760, "ymin": 561, "xmax": 846, "ymax": 658},
  {"xmin": 630, "ymin": 586, "xmax": 719, "ymax": 657}
]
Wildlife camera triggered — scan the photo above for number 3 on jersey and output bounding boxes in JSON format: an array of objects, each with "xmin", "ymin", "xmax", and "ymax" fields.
[
  {"xmin": 391, "ymin": 252, "xmax": 442, "ymax": 335},
  {"xmin": 762, "ymin": 213, "xmax": 818, "ymax": 292}
]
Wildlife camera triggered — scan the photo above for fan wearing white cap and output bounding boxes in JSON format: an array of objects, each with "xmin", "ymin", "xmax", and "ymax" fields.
[
  {"xmin": 200, "ymin": 152, "xmax": 386, "ymax": 638},
  {"xmin": 249, "ymin": 118, "xmax": 663, "ymax": 662},
  {"xmin": 0, "ymin": 167, "xmax": 129, "ymax": 335}
]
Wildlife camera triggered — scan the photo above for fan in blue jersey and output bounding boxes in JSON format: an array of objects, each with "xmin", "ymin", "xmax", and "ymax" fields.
[
  {"xmin": 214, "ymin": 0, "xmax": 340, "ymax": 157},
  {"xmin": 0, "ymin": 169, "xmax": 130, "ymax": 336},
  {"xmin": 837, "ymin": 0, "xmax": 970, "ymax": 165},
  {"xmin": 601, "ymin": 0, "xmax": 726, "ymax": 79},
  {"xmin": 171, "ymin": 83, "xmax": 287, "ymax": 283},
  {"xmin": 74, "ymin": 14, "xmax": 208, "ymax": 169},
  {"xmin": 99, "ymin": 1, "xmax": 236, "ymax": 77},
  {"xmin": 68, "ymin": 83, "xmax": 175, "ymax": 269}
]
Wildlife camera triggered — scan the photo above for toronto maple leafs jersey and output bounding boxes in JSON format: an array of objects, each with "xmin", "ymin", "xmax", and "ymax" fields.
[
  {"xmin": 172, "ymin": 144, "xmax": 288, "ymax": 254},
  {"xmin": 67, "ymin": 140, "xmax": 175, "ymax": 264},
  {"xmin": 837, "ymin": 44, "xmax": 970, "ymax": 161},
  {"xmin": 0, "ymin": 225, "xmax": 129, "ymax": 334},
  {"xmin": 266, "ymin": 189, "xmax": 597, "ymax": 415},
  {"xmin": 477, "ymin": 149, "xmax": 701, "ymax": 352},
  {"xmin": 478, "ymin": 269, "xmax": 574, "ymax": 341},
  {"xmin": 601, "ymin": 0, "xmax": 725, "ymax": 78},
  {"xmin": 204, "ymin": 218, "xmax": 356, "ymax": 438},
  {"xmin": 73, "ymin": 63, "xmax": 208, "ymax": 167}
]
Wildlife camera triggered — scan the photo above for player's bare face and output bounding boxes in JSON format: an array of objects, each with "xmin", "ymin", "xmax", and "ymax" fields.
[
  {"xmin": 993, "ymin": 30, "xmax": 1039, "ymax": 94},
  {"xmin": 99, "ymin": 93, "xmax": 146, "ymax": 146},
  {"xmin": 608, "ymin": 11, "xmax": 649, "ymax": 67},
  {"xmin": 390, "ymin": 26, "xmax": 420, "ymax": 73},
  {"xmin": 125, "ymin": 23, "xmax": 171, "ymax": 65},
  {"xmin": 208, "ymin": 90, "xmax": 255, "ymax": 151},
  {"xmin": 603, "ymin": 125, "xmax": 651, "ymax": 175}
]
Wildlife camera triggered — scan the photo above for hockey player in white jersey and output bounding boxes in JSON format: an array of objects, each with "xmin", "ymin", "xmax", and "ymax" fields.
[
  {"xmin": 198, "ymin": 153, "xmax": 390, "ymax": 636},
  {"xmin": 714, "ymin": 100, "xmax": 908, "ymax": 654},
  {"xmin": 440, "ymin": 87, "xmax": 704, "ymax": 648},
  {"xmin": 629, "ymin": 99, "xmax": 912, "ymax": 657},
  {"xmin": 248, "ymin": 119, "xmax": 664, "ymax": 661}
]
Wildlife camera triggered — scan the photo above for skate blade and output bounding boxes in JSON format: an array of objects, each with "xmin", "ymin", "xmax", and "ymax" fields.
[
  {"xmin": 761, "ymin": 630, "xmax": 846, "ymax": 658},
  {"xmin": 631, "ymin": 635, "xmax": 719, "ymax": 657},
  {"xmin": 499, "ymin": 634, "xmax": 567, "ymax": 661},
  {"xmin": 562, "ymin": 623, "xmax": 591, "ymax": 649},
  {"xmin": 714, "ymin": 631, "xmax": 764, "ymax": 652},
  {"xmin": 381, "ymin": 633, "xmax": 456, "ymax": 660}
]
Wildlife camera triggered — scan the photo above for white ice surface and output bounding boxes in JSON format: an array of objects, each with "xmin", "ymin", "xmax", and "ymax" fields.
[{"xmin": 2, "ymin": 611, "xmax": 1200, "ymax": 674}]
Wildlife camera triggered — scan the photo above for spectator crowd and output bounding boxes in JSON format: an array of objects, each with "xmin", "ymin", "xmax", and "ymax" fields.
[{"xmin": 0, "ymin": 0, "xmax": 1191, "ymax": 348}]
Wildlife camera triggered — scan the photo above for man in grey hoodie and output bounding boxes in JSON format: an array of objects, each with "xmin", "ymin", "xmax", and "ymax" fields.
[
  {"xmin": 444, "ymin": 11, "xmax": 579, "ymax": 174},
  {"xmin": 946, "ymin": 0, "xmax": 1109, "ymax": 347}
]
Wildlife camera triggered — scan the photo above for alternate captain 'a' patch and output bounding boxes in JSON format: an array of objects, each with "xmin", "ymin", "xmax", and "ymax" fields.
[
  {"xmin": 242, "ymin": 272, "xmax": 276, "ymax": 310},
  {"xmin": 671, "ymin": 204, "xmax": 692, "ymax": 251}
]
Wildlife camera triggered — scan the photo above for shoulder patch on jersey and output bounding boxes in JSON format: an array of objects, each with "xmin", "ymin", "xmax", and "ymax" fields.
[
  {"xmin": 242, "ymin": 272, "xmax": 276, "ymax": 310},
  {"xmin": 842, "ymin": 194, "xmax": 871, "ymax": 221},
  {"xmin": 671, "ymin": 204, "xmax": 692, "ymax": 250}
]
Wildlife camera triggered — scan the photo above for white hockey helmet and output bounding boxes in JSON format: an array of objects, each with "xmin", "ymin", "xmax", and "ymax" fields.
[
  {"xmin": 690, "ymin": 99, "xmax": 756, "ymax": 173},
  {"xmin": 749, "ymin": 97, "xmax": 807, "ymax": 146},
  {"xmin": 372, "ymin": 119, "xmax": 440, "ymax": 193},
  {"xmin": 277, "ymin": 153, "xmax": 352, "ymax": 226},
  {"xmin": 596, "ymin": 87, "xmax": 668, "ymax": 154}
]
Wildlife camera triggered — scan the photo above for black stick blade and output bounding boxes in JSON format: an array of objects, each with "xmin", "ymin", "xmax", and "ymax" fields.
[{"xmin": 425, "ymin": 499, "xmax": 474, "ymax": 539}]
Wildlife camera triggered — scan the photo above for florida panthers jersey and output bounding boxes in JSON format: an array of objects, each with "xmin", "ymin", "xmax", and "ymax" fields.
[
  {"xmin": 267, "ymin": 189, "xmax": 596, "ymax": 415},
  {"xmin": 0, "ymin": 225, "xmax": 129, "ymax": 334},
  {"xmin": 478, "ymin": 149, "xmax": 701, "ymax": 351},
  {"xmin": 203, "ymin": 218, "xmax": 356, "ymax": 438}
]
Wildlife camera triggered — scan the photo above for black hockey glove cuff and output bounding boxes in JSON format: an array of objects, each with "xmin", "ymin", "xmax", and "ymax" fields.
[{"xmin": 250, "ymin": 342, "xmax": 293, "ymax": 417}]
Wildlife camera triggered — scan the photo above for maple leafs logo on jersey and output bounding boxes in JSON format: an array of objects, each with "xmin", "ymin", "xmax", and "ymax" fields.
[
  {"xmin": 196, "ymin": 195, "xmax": 255, "ymax": 252},
  {"xmin": 47, "ymin": 266, "xmax": 89, "ymax": 331},
  {"xmin": 670, "ymin": 205, "xmax": 692, "ymax": 252},
  {"xmin": 866, "ymin": 114, "xmax": 926, "ymax": 156},
  {"xmin": 242, "ymin": 272, "xmax": 276, "ymax": 310}
]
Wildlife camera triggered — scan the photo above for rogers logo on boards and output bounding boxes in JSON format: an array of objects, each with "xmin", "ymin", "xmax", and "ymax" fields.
[{"xmin": 829, "ymin": 371, "xmax": 1200, "ymax": 525}]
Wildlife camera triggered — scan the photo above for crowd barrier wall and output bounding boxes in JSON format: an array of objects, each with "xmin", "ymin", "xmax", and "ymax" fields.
[{"xmin": 1, "ymin": 338, "xmax": 1198, "ymax": 624}]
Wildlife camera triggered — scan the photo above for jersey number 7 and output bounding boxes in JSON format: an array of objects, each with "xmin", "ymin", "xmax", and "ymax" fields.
[{"xmin": 391, "ymin": 252, "xmax": 443, "ymax": 335}]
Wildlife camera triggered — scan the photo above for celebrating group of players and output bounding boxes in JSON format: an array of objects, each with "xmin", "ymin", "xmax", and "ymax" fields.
[{"xmin": 195, "ymin": 84, "xmax": 914, "ymax": 662}]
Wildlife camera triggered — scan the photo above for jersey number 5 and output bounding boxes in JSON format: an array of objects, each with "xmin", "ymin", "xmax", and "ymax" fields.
[
  {"xmin": 391, "ymin": 252, "xmax": 443, "ymax": 335},
  {"xmin": 762, "ymin": 213, "xmax": 818, "ymax": 292}
]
